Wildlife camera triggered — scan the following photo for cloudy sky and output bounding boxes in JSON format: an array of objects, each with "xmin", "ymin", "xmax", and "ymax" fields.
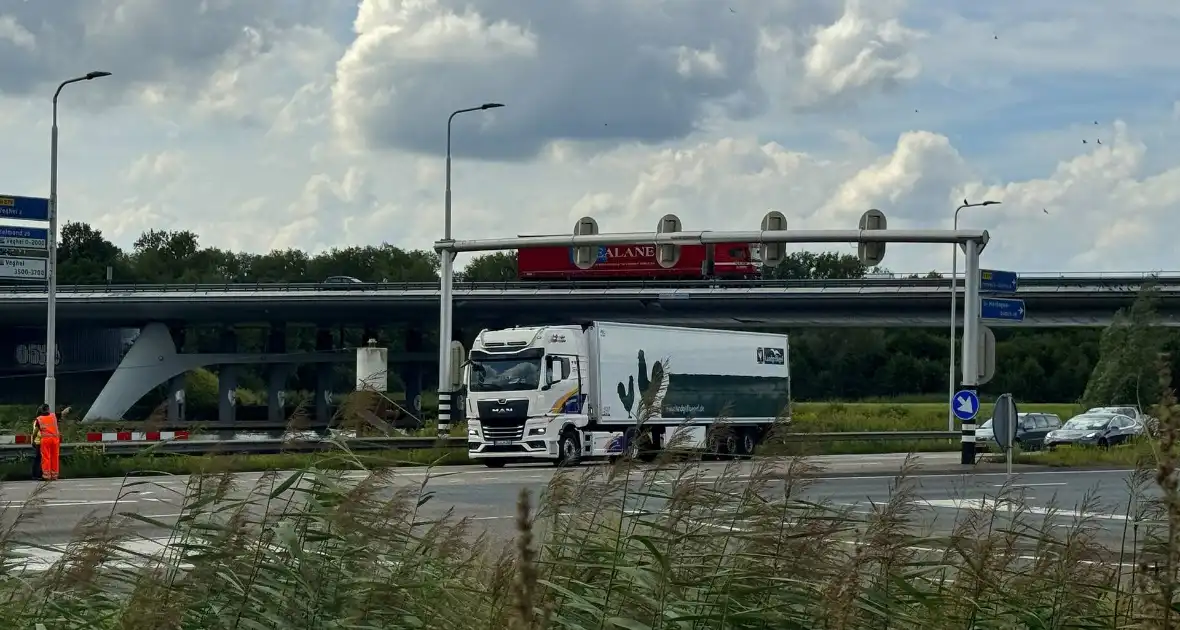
[{"xmin": 1, "ymin": 0, "xmax": 1178, "ymax": 275}]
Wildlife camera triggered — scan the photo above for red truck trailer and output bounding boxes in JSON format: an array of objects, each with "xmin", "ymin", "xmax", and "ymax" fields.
[{"xmin": 517, "ymin": 242, "xmax": 761, "ymax": 280}]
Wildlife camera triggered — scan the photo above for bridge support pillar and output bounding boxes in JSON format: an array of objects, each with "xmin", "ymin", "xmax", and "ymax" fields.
[
  {"xmin": 167, "ymin": 376, "xmax": 186, "ymax": 422},
  {"xmin": 218, "ymin": 329, "xmax": 238, "ymax": 424},
  {"xmin": 315, "ymin": 328, "xmax": 334, "ymax": 426},
  {"xmin": 266, "ymin": 325, "xmax": 289, "ymax": 424},
  {"xmin": 218, "ymin": 367, "xmax": 238, "ymax": 424},
  {"xmin": 401, "ymin": 328, "xmax": 424, "ymax": 421},
  {"xmin": 268, "ymin": 367, "xmax": 290, "ymax": 424}
]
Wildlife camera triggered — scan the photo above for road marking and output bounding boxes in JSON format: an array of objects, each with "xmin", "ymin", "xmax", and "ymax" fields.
[
  {"xmin": 0, "ymin": 499, "xmax": 166, "ymax": 508},
  {"xmin": 920, "ymin": 498, "xmax": 1130, "ymax": 521},
  {"xmin": 993, "ymin": 482, "xmax": 1066, "ymax": 488}
]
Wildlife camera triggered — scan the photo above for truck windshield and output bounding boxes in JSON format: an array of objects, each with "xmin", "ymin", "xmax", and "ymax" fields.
[{"xmin": 468, "ymin": 358, "xmax": 542, "ymax": 392}]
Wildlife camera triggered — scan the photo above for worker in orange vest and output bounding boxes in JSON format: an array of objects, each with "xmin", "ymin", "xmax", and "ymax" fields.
[{"xmin": 35, "ymin": 404, "xmax": 61, "ymax": 481}]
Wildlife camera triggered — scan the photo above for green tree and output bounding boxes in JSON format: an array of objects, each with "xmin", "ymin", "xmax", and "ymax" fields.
[
  {"xmin": 1082, "ymin": 283, "xmax": 1166, "ymax": 409},
  {"xmin": 460, "ymin": 252, "xmax": 517, "ymax": 281},
  {"xmin": 763, "ymin": 251, "xmax": 868, "ymax": 280},
  {"xmin": 57, "ymin": 221, "xmax": 131, "ymax": 284}
]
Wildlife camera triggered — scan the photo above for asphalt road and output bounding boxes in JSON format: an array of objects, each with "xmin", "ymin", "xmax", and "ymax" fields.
[{"xmin": 0, "ymin": 452, "xmax": 1157, "ymax": 572}]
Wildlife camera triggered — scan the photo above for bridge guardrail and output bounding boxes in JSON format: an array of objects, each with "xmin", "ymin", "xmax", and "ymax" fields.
[
  {"xmin": 0, "ymin": 273, "xmax": 1177, "ymax": 294},
  {"xmin": 0, "ymin": 431, "xmax": 964, "ymax": 460}
]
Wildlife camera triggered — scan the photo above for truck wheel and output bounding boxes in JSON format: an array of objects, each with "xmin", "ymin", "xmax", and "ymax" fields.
[
  {"xmin": 555, "ymin": 430, "xmax": 581, "ymax": 467},
  {"xmin": 722, "ymin": 434, "xmax": 739, "ymax": 460},
  {"xmin": 483, "ymin": 460, "xmax": 506, "ymax": 468},
  {"xmin": 738, "ymin": 429, "xmax": 758, "ymax": 458}
]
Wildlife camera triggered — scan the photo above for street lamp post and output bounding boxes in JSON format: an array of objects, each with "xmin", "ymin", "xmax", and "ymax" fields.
[
  {"xmin": 437, "ymin": 103, "xmax": 504, "ymax": 437},
  {"xmin": 45, "ymin": 71, "xmax": 112, "ymax": 412},
  {"xmin": 947, "ymin": 199, "xmax": 999, "ymax": 431}
]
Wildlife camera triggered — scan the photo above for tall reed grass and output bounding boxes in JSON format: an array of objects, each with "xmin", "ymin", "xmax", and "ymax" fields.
[{"xmin": 0, "ymin": 428, "xmax": 1175, "ymax": 628}]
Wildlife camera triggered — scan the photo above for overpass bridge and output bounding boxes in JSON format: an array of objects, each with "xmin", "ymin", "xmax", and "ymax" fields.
[
  {"xmin": 0, "ymin": 273, "xmax": 1173, "ymax": 422},
  {"xmin": 0, "ymin": 274, "xmax": 1177, "ymax": 328}
]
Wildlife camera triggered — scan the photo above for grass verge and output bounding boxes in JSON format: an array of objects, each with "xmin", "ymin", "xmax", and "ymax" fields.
[{"xmin": 1012, "ymin": 440, "xmax": 1154, "ymax": 468}]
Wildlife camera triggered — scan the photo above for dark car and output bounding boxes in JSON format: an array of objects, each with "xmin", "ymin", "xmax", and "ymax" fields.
[
  {"xmin": 976, "ymin": 412, "xmax": 1062, "ymax": 451},
  {"xmin": 1044, "ymin": 412, "xmax": 1144, "ymax": 449},
  {"xmin": 319, "ymin": 275, "xmax": 365, "ymax": 289}
]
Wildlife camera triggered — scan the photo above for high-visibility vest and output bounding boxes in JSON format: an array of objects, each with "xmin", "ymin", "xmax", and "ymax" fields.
[
  {"xmin": 31, "ymin": 420, "xmax": 41, "ymax": 445},
  {"xmin": 36, "ymin": 413, "xmax": 58, "ymax": 439}
]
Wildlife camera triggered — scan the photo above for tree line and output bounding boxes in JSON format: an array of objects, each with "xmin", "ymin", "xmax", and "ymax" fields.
[{"xmin": 4, "ymin": 222, "xmax": 1167, "ymax": 404}]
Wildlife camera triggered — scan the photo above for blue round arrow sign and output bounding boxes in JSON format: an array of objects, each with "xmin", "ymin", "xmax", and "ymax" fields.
[{"xmin": 951, "ymin": 390, "xmax": 980, "ymax": 421}]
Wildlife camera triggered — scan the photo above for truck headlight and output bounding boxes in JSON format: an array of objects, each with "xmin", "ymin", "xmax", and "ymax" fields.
[
  {"xmin": 468, "ymin": 427, "xmax": 479, "ymax": 437},
  {"xmin": 528, "ymin": 427, "xmax": 546, "ymax": 436}
]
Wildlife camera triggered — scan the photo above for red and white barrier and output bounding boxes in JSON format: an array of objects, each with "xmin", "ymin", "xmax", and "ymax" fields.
[
  {"xmin": 85, "ymin": 431, "xmax": 190, "ymax": 443},
  {"xmin": 0, "ymin": 431, "xmax": 189, "ymax": 445}
]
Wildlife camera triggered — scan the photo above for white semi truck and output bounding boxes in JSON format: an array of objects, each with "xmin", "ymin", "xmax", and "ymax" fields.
[{"xmin": 463, "ymin": 321, "xmax": 791, "ymax": 467}]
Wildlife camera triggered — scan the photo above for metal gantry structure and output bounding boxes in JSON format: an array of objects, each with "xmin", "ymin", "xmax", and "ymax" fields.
[{"xmin": 434, "ymin": 209, "xmax": 993, "ymax": 465}]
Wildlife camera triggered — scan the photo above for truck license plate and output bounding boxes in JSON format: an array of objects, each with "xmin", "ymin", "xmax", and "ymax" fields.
[{"xmin": 492, "ymin": 440, "xmax": 513, "ymax": 446}]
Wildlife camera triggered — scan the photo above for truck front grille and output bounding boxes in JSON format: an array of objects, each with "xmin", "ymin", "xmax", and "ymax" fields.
[{"xmin": 480, "ymin": 422, "xmax": 526, "ymax": 441}]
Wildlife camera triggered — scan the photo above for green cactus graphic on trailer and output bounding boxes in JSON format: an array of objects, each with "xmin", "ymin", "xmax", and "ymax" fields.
[
  {"xmin": 616, "ymin": 348, "xmax": 789, "ymax": 421},
  {"xmin": 616, "ymin": 350, "xmax": 668, "ymax": 419}
]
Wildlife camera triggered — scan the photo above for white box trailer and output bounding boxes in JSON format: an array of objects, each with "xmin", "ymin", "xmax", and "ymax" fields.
[{"xmin": 463, "ymin": 321, "xmax": 791, "ymax": 467}]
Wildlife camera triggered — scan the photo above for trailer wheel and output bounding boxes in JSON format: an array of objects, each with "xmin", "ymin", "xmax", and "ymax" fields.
[
  {"xmin": 625, "ymin": 429, "xmax": 657, "ymax": 463},
  {"xmin": 483, "ymin": 459, "xmax": 507, "ymax": 468},
  {"xmin": 555, "ymin": 429, "xmax": 582, "ymax": 467}
]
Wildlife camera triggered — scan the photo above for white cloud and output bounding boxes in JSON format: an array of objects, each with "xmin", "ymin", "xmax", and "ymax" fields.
[
  {"xmin": 1, "ymin": 0, "xmax": 1180, "ymax": 277},
  {"xmin": 329, "ymin": 0, "xmax": 920, "ymax": 160}
]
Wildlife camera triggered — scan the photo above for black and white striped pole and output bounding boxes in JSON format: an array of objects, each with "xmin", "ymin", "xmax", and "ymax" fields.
[{"xmin": 958, "ymin": 237, "xmax": 984, "ymax": 464}]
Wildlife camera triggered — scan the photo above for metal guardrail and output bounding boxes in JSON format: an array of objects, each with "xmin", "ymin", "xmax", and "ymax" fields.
[
  {"xmin": 0, "ymin": 431, "xmax": 962, "ymax": 459},
  {"xmin": 0, "ymin": 274, "xmax": 1178, "ymax": 294}
]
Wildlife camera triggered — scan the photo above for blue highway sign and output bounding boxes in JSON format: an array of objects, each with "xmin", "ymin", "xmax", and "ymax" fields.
[
  {"xmin": 0, "ymin": 225, "xmax": 48, "ymax": 250},
  {"xmin": 980, "ymin": 269, "xmax": 1018, "ymax": 293},
  {"xmin": 0, "ymin": 195, "xmax": 49, "ymax": 222},
  {"xmin": 952, "ymin": 389, "xmax": 980, "ymax": 421},
  {"xmin": 981, "ymin": 297, "xmax": 1026, "ymax": 322}
]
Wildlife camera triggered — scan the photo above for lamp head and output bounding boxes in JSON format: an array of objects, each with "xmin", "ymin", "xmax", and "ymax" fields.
[
  {"xmin": 85, "ymin": 71, "xmax": 112, "ymax": 80},
  {"xmin": 480, "ymin": 103, "xmax": 505, "ymax": 110}
]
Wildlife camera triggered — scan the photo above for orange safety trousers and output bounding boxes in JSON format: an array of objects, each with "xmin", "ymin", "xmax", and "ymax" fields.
[{"xmin": 40, "ymin": 438, "xmax": 60, "ymax": 479}]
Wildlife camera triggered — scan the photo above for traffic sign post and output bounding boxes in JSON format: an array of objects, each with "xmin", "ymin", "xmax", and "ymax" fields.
[
  {"xmin": 981, "ymin": 297, "xmax": 1026, "ymax": 322},
  {"xmin": 952, "ymin": 389, "xmax": 979, "ymax": 422},
  {"xmin": 0, "ymin": 226, "xmax": 49, "ymax": 250},
  {"xmin": 760, "ymin": 210, "xmax": 787, "ymax": 267},
  {"xmin": 980, "ymin": 269, "xmax": 1017, "ymax": 293},
  {"xmin": 990, "ymin": 393, "xmax": 1019, "ymax": 478},
  {"xmin": 958, "ymin": 237, "xmax": 984, "ymax": 464},
  {"xmin": 655, "ymin": 214, "xmax": 682, "ymax": 269},
  {"xmin": 0, "ymin": 195, "xmax": 50, "ymax": 222},
  {"xmin": 976, "ymin": 325, "xmax": 996, "ymax": 385},
  {"xmin": 0, "ymin": 256, "xmax": 47, "ymax": 281}
]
